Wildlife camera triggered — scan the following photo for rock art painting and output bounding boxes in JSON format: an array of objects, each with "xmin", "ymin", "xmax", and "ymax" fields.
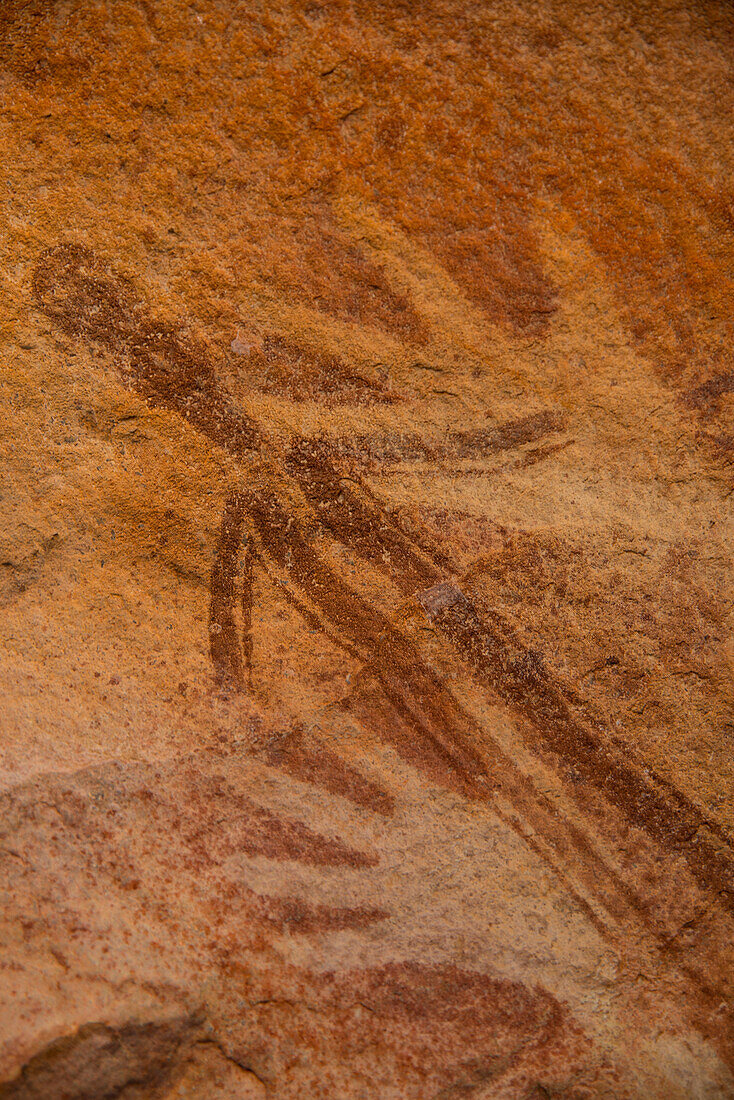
[{"xmin": 1, "ymin": 1, "xmax": 733, "ymax": 1098}]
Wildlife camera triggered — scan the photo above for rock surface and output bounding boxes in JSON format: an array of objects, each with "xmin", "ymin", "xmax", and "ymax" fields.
[{"xmin": 1, "ymin": 1, "xmax": 733, "ymax": 1096}]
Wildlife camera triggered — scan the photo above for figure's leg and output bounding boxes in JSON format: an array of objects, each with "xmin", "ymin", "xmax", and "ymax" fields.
[{"xmin": 209, "ymin": 491, "xmax": 253, "ymax": 692}]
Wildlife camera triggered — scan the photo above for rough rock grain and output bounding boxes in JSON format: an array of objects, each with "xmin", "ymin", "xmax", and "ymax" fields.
[{"xmin": 1, "ymin": 1, "xmax": 733, "ymax": 1097}]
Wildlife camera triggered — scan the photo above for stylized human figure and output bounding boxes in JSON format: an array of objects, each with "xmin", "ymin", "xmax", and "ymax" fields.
[{"xmin": 32, "ymin": 243, "xmax": 734, "ymax": 1053}]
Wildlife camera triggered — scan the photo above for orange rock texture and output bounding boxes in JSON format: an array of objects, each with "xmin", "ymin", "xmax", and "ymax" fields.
[{"xmin": 1, "ymin": 1, "xmax": 733, "ymax": 1096}]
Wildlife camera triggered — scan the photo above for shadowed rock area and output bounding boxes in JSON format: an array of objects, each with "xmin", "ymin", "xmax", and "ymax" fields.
[{"xmin": 1, "ymin": 1, "xmax": 733, "ymax": 1096}]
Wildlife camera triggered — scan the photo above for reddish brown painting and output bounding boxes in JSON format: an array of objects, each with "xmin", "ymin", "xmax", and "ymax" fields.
[{"xmin": 1, "ymin": 2, "xmax": 733, "ymax": 1098}]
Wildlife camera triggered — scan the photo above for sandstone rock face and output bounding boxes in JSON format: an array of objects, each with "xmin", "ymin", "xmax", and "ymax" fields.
[{"xmin": 1, "ymin": 1, "xmax": 733, "ymax": 1096}]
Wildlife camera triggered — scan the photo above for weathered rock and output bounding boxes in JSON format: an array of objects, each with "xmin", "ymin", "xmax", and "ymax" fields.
[{"xmin": 1, "ymin": 0, "xmax": 733, "ymax": 1096}]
